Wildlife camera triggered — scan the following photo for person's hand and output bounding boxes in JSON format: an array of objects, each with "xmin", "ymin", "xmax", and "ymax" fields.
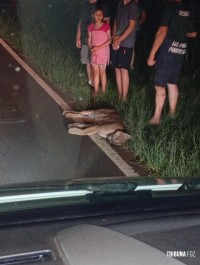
[
  {"xmin": 112, "ymin": 38, "xmax": 120, "ymax": 50},
  {"xmin": 147, "ymin": 56, "xmax": 156, "ymax": 66},
  {"xmin": 91, "ymin": 46, "xmax": 99, "ymax": 54},
  {"xmin": 147, "ymin": 55, "xmax": 156, "ymax": 66},
  {"xmin": 76, "ymin": 39, "xmax": 81, "ymax": 48},
  {"xmin": 112, "ymin": 35, "xmax": 119, "ymax": 42}
]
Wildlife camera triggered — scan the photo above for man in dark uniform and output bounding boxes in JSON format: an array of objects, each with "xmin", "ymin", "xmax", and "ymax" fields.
[
  {"xmin": 147, "ymin": 0, "xmax": 197, "ymax": 125},
  {"xmin": 76, "ymin": 0, "xmax": 110, "ymax": 86}
]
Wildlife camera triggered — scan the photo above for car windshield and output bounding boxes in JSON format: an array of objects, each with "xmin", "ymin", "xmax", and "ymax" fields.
[{"xmin": 0, "ymin": 0, "xmax": 199, "ymax": 208}]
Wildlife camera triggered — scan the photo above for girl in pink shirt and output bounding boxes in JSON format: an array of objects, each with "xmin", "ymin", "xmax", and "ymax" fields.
[{"xmin": 88, "ymin": 7, "xmax": 111, "ymax": 96}]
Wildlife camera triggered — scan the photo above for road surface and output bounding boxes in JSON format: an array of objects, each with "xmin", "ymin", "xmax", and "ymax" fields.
[{"xmin": 0, "ymin": 41, "xmax": 133, "ymax": 186}]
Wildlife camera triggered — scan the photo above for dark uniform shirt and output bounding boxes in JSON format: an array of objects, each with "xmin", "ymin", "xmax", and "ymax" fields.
[{"xmin": 159, "ymin": 1, "xmax": 196, "ymax": 61}]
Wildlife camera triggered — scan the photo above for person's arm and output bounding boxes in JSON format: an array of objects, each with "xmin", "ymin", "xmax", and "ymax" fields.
[
  {"xmin": 147, "ymin": 4, "xmax": 170, "ymax": 66},
  {"xmin": 118, "ymin": 19, "xmax": 136, "ymax": 42},
  {"xmin": 113, "ymin": 19, "xmax": 136, "ymax": 50},
  {"xmin": 112, "ymin": 20, "xmax": 120, "ymax": 49},
  {"xmin": 88, "ymin": 31, "xmax": 92, "ymax": 49},
  {"xmin": 112, "ymin": 20, "xmax": 117, "ymax": 40},
  {"xmin": 139, "ymin": 10, "xmax": 146, "ymax": 26},
  {"xmin": 147, "ymin": 26, "xmax": 168, "ymax": 66},
  {"xmin": 186, "ymin": 11, "xmax": 198, "ymax": 38},
  {"xmin": 92, "ymin": 29, "xmax": 111, "ymax": 52},
  {"xmin": 76, "ymin": 19, "xmax": 82, "ymax": 48},
  {"xmin": 186, "ymin": 32, "xmax": 197, "ymax": 38},
  {"xmin": 103, "ymin": 17, "xmax": 110, "ymax": 24}
]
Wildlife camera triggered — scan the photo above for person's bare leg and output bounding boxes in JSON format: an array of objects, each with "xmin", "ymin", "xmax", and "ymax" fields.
[
  {"xmin": 167, "ymin": 83, "xmax": 179, "ymax": 117},
  {"xmin": 149, "ymin": 86, "xmax": 166, "ymax": 125},
  {"xmin": 86, "ymin": 64, "xmax": 93, "ymax": 85},
  {"xmin": 121, "ymin": 68, "xmax": 129, "ymax": 101},
  {"xmin": 93, "ymin": 65, "xmax": 100, "ymax": 96},
  {"xmin": 86, "ymin": 63, "xmax": 90, "ymax": 82},
  {"xmin": 115, "ymin": 68, "xmax": 122, "ymax": 98},
  {"xmin": 99, "ymin": 68, "xmax": 107, "ymax": 93},
  {"xmin": 130, "ymin": 49, "xmax": 135, "ymax": 70},
  {"xmin": 90, "ymin": 64, "xmax": 93, "ymax": 84}
]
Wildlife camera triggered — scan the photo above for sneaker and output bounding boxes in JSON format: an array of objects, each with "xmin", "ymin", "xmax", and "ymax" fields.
[{"xmin": 88, "ymin": 80, "xmax": 94, "ymax": 87}]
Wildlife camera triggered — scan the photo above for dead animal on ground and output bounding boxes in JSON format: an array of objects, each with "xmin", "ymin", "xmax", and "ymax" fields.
[
  {"xmin": 63, "ymin": 108, "xmax": 131, "ymax": 146},
  {"xmin": 63, "ymin": 108, "xmax": 123, "ymax": 124}
]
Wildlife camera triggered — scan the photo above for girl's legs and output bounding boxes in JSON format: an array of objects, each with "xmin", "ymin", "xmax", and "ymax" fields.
[
  {"xmin": 99, "ymin": 67, "xmax": 107, "ymax": 93},
  {"xmin": 92, "ymin": 65, "xmax": 100, "ymax": 96}
]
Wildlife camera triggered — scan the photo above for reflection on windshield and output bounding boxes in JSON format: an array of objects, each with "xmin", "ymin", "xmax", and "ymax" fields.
[{"xmin": 0, "ymin": 0, "xmax": 199, "ymax": 191}]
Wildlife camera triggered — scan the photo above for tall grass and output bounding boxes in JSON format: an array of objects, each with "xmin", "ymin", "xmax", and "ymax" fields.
[{"xmin": 0, "ymin": 0, "xmax": 200, "ymax": 177}]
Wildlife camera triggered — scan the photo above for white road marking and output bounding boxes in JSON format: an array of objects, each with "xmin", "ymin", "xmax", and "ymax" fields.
[
  {"xmin": 90, "ymin": 135, "xmax": 139, "ymax": 177},
  {"xmin": 0, "ymin": 39, "xmax": 71, "ymax": 111},
  {"xmin": 0, "ymin": 38, "xmax": 139, "ymax": 177}
]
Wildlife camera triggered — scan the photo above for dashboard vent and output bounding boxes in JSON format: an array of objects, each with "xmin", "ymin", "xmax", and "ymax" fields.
[{"xmin": 0, "ymin": 250, "xmax": 54, "ymax": 265}]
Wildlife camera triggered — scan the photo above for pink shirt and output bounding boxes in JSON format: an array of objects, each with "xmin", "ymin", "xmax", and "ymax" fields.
[{"xmin": 88, "ymin": 23, "xmax": 110, "ymax": 65}]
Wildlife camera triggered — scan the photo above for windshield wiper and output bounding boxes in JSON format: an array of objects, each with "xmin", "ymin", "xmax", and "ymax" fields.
[
  {"xmin": 0, "ymin": 179, "xmax": 200, "ymax": 221},
  {"xmin": 1, "ymin": 178, "xmax": 200, "ymax": 205},
  {"xmin": 0, "ymin": 181, "xmax": 138, "ymax": 205},
  {"xmin": 0, "ymin": 181, "xmax": 137, "ymax": 195},
  {"xmin": 68, "ymin": 182, "xmax": 137, "ymax": 193},
  {"xmin": 178, "ymin": 178, "xmax": 200, "ymax": 191},
  {"xmin": 86, "ymin": 178, "xmax": 200, "ymax": 203}
]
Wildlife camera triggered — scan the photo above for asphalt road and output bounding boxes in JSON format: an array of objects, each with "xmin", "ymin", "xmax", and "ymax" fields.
[{"xmin": 0, "ymin": 43, "xmax": 125, "ymax": 186}]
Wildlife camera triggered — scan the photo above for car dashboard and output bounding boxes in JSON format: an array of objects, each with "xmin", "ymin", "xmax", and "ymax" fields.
[{"xmin": 0, "ymin": 208, "xmax": 199, "ymax": 265}]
